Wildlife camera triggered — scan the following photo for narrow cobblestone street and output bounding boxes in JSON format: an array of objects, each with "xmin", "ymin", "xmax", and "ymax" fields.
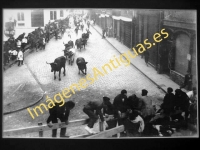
[{"xmin": 3, "ymin": 22, "xmax": 168, "ymax": 137}]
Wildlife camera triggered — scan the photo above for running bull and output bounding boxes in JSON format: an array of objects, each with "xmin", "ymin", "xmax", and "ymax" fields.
[
  {"xmin": 76, "ymin": 57, "xmax": 88, "ymax": 75},
  {"xmin": 46, "ymin": 56, "xmax": 66, "ymax": 81}
]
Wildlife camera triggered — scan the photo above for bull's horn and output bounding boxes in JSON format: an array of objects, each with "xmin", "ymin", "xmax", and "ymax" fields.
[{"xmin": 46, "ymin": 61, "xmax": 51, "ymax": 64}]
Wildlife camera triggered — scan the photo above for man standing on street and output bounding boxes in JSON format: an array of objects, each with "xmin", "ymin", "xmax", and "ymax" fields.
[
  {"xmin": 47, "ymin": 101, "xmax": 75, "ymax": 137},
  {"xmin": 87, "ymin": 20, "xmax": 90, "ymax": 29},
  {"xmin": 83, "ymin": 97, "xmax": 110, "ymax": 134},
  {"xmin": 181, "ymin": 70, "xmax": 193, "ymax": 91},
  {"xmin": 102, "ymin": 28, "xmax": 106, "ymax": 39}
]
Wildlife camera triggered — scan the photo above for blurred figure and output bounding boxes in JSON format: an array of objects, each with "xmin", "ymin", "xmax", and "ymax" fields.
[
  {"xmin": 187, "ymin": 87, "xmax": 197, "ymax": 127},
  {"xmin": 140, "ymin": 89, "xmax": 156, "ymax": 122},
  {"xmin": 21, "ymin": 36, "xmax": 27, "ymax": 52},
  {"xmin": 181, "ymin": 70, "xmax": 192, "ymax": 91},
  {"xmin": 17, "ymin": 49, "xmax": 23, "ymax": 66},
  {"xmin": 102, "ymin": 28, "xmax": 106, "ymax": 39}
]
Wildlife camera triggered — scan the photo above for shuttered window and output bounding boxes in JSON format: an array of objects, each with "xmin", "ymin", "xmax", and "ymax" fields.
[
  {"xmin": 124, "ymin": 21, "xmax": 132, "ymax": 48},
  {"xmin": 120, "ymin": 20, "xmax": 123, "ymax": 42},
  {"xmin": 60, "ymin": 10, "xmax": 63, "ymax": 17},
  {"xmin": 31, "ymin": 9, "xmax": 44, "ymax": 27},
  {"xmin": 114, "ymin": 19, "xmax": 117, "ymax": 38},
  {"xmin": 50, "ymin": 11, "xmax": 57, "ymax": 20},
  {"xmin": 117, "ymin": 20, "xmax": 120, "ymax": 40},
  {"xmin": 147, "ymin": 12, "xmax": 159, "ymax": 66}
]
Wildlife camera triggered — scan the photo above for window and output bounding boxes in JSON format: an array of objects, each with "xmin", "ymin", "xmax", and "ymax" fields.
[
  {"xmin": 60, "ymin": 10, "xmax": 63, "ymax": 17},
  {"xmin": 31, "ymin": 9, "xmax": 44, "ymax": 27},
  {"xmin": 54, "ymin": 11, "xmax": 57, "ymax": 20},
  {"xmin": 17, "ymin": 12, "xmax": 24, "ymax": 21},
  {"xmin": 18, "ymin": 23, "xmax": 25, "ymax": 26},
  {"xmin": 50, "ymin": 11, "xmax": 57, "ymax": 20},
  {"xmin": 50, "ymin": 11, "xmax": 53, "ymax": 20}
]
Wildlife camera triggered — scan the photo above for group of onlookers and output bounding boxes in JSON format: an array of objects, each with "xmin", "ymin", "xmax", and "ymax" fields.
[
  {"xmin": 46, "ymin": 86, "xmax": 197, "ymax": 137},
  {"xmin": 3, "ymin": 18, "xmax": 70, "ymax": 68},
  {"xmin": 3, "ymin": 34, "xmax": 27, "ymax": 67},
  {"xmin": 83, "ymin": 87, "xmax": 197, "ymax": 137}
]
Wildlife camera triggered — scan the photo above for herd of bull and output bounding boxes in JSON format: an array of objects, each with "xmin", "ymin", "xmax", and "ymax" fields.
[
  {"xmin": 3, "ymin": 14, "xmax": 92, "ymax": 81},
  {"xmin": 46, "ymin": 16, "xmax": 92, "ymax": 81}
]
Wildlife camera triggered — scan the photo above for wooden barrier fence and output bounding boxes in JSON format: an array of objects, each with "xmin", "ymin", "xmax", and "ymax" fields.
[{"xmin": 4, "ymin": 118, "xmax": 124, "ymax": 138}]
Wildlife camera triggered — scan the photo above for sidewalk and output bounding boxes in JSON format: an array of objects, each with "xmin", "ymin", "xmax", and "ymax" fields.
[
  {"xmin": 92, "ymin": 25, "xmax": 184, "ymax": 94},
  {"xmin": 3, "ymin": 61, "xmax": 44, "ymax": 114}
]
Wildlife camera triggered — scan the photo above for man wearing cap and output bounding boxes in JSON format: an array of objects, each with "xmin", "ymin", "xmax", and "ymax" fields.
[{"xmin": 83, "ymin": 97, "xmax": 110, "ymax": 134}]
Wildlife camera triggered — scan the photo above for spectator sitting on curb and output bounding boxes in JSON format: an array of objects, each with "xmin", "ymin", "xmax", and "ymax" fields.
[
  {"xmin": 103, "ymin": 100, "xmax": 118, "ymax": 132},
  {"xmin": 124, "ymin": 110, "xmax": 145, "ymax": 137}
]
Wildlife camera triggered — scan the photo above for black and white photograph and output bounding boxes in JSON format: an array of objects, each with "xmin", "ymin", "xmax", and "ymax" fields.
[{"xmin": 2, "ymin": 8, "xmax": 198, "ymax": 138}]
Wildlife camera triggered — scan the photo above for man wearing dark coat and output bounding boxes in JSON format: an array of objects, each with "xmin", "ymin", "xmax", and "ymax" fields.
[
  {"xmin": 174, "ymin": 89, "xmax": 190, "ymax": 128},
  {"xmin": 47, "ymin": 101, "xmax": 75, "ymax": 137},
  {"xmin": 113, "ymin": 89, "xmax": 129, "ymax": 126},
  {"xmin": 160, "ymin": 87, "xmax": 175, "ymax": 114},
  {"xmin": 83, "ymin": 97, "xmax": 110, "ymax": 134}
]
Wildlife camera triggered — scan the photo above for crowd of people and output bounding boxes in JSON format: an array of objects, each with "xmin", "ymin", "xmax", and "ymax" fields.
[
  {"xmin": 46, "ymin": 86, "xmax": 197, "ymax": 137},
  {"xmin": 83, "ymin": 87, "xmax": 197, "ymax": 137},
  {"xmin": 3, "ymin": 17, "xmax": 70, "ymax": 68}
]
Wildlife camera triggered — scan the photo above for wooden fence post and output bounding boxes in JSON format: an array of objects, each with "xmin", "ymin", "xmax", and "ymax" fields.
[{"xmin": 38, "ymin": 122, "xmax": 43, "ymax": 137}]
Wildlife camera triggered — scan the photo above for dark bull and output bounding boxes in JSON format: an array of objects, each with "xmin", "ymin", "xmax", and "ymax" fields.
[
  {"xmin": 46, "ymin": 56, "xmax": 66, "ymax": 81},
  {"xmin": 76, "ymin": 57, "xmax": 88, "ymax": 75}
]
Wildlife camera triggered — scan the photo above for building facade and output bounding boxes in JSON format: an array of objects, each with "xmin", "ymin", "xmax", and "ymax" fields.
[
  {"xmin": 91, "ymin": 9, "xmax": 197, "ymax": 88},
  {"xmin": 3, "ymin": 9, "xmax": 69, "ymax": 29}
]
